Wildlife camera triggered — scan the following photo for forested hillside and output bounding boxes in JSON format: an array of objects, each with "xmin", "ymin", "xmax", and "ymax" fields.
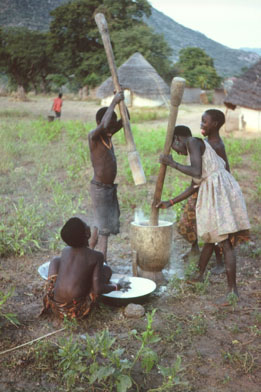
[{"xmin": 0, "ymin": 0, "xmax": 259, "ymax": 77}]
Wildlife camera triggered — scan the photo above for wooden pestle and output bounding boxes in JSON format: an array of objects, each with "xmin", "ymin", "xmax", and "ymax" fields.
[
  {"xmin": 95, "ymin": 13, "xmax": 146, "ymax": 186},
  {"xmin": 150, "ymin": 77, "xmax": 186, "ymax": 226}
]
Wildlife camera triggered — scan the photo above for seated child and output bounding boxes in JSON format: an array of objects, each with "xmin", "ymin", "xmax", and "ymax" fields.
[{"xmin": 41, "ymin": 217, "xmax": 124, "ymax": 319}]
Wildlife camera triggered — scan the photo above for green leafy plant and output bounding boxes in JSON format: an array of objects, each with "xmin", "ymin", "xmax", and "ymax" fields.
[
  {"xmin": 227, "ymin": 292, "xmax": 239, "ymax": 311},
  {"xmin": 184, "ymin": 256, "xmax": 198, "ymax": 280},
  {"xmin": 194, "ymin": 271, "xmax": 210, "ymax": 295},
  {"xmin": 0, "ymin": 198, "xmax": 45, "ymax": 256},
  {"xmin": 189, "ymin": 312, "xmax": 207, "ymax": 335},
  {"xmin": 167, "ymin": 276, "xmax": 187, "ymax": 298},
  {"xmin": 58, "ymin": 335, "xmax": 87, "ymax": 390},
  {"xmin": 33, "ymin": 309, "xmax": 188, "ymax": 391},
  {"xmin": 0, "ymin": 288, "xmax": 20, "ymax": 328},
  {"xmin": 130, "ymin": 309, "xmax": 161, "ymax": 373},
  {"xmin": 148, "ymin": 355, "xmax": 188, "ymax": 391}
]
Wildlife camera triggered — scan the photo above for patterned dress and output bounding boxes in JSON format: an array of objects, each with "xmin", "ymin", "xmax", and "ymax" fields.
[
  {"xmin": 41, "ymin": 275, "xmax": 97, "ymax": 320},
  {"xmin": 192, "ymin": 141, "xmax": 250, "ymax": 244},
  {"xmin": 177, "ymin": 191, "xmax": 198, "ymax": 244}
]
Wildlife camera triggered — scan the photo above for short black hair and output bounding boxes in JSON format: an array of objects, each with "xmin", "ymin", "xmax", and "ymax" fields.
[
  {"xmin": 205, "ymin": 109, "xmax": 225, "ymax": 128},
  {"xmin": 60, "ymin": 217, "xmax": 90, "ymax": 247},
  {"xmin": 58, "ymin": 93, "xmax": 63, "ymax": 98},
  {"xmin": 174, "ymin": 125, "xmax": 192, "ymax": 138},
  {"xmin": 96, "ymin": 107, "xmax": 117, "ymax": 123}
]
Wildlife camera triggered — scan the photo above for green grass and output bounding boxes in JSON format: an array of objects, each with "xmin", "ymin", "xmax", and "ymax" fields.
[
  {"xmin": 126, "ymin": 107, "xmax": 169, "ymax": 123},
  {"xmin": 0, "ymin": 113, "xmax": 259, "ymax": 256},
  {"xmin": 0, "ymin": 109, "xmax": 30, "ymax": 118}
]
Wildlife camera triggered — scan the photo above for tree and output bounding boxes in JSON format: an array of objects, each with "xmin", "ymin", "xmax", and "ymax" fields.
[
  {"xmin": 48, "ymin": 0, "xmax": 173, "ymax": 88},
  {"xmin": 111, "ymin": 25, "xmax": 173, "ymax": 80},
  {"xmin": 0, "ymin": 27, "xmax": 54, "ymax": 93},
  {"xmin": 176, "ymin": 47, "xmax": 222, "ymax": 89}
]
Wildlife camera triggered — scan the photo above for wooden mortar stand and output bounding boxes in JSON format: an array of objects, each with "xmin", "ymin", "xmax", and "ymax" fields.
[
  {"xmin": 150, "ymin": 77, "xmax": 186, "ymax": 226},
  {"xmin": 95, "ymin": 13, "xmax": 146, "ymax": 186}
]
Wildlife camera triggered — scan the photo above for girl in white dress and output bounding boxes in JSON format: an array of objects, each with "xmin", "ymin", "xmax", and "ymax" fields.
[{"xmin": 157, "ymin": 125, "xmax": 250, "ymax": 297}]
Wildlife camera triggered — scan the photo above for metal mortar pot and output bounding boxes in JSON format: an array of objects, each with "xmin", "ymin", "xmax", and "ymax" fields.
[{"xmin": 130, "ymin": 220, "xmax": 173, "ymax": 283}]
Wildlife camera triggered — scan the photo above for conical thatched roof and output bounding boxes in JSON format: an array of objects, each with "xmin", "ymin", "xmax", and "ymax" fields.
[
  {"xmin": 96, "ymin": 52, "xmax": 170, "ymax": 99},
  {"xmin": 224, "ymin": 60, "xmax": 261, "ymax": 110}
]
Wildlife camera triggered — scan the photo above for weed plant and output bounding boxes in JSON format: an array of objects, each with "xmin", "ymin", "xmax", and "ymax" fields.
[
  {"xmin": 227, "ymin": 292, "xmax": 239, "ymax": 311},
  {"xmin": 189, "ymin": 312, "xmax": 207, "ymax": 335},
  {"xmin": 221, "ymin": 349, "xmax": 255, "ymax": 374},
  {"xmin": 0, "ymin": 288, "xmax": 20, "ymax": 328},
  {"xmin": 193, "ymin": 271, "xmax": 210, "ymax": 295},
  {"xmin": 0, "ymin": 197, "xmax": 45, "ymax": 256},
  {"xmin": 34, "ymin": 310, "xmax": 188, "ymax": 392}
]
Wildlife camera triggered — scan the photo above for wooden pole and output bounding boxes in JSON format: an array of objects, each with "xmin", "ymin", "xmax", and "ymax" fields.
[
  {"xmin": 95, "ymin": 13, "xmax": 146, "ymax": 186},
  {"xmin": 0, "ymin": 328, "xmax": 65, "ymax": 356},
  {"xmin": 150, "ymin": 77, "xmax": 186, "ymax": 226}
]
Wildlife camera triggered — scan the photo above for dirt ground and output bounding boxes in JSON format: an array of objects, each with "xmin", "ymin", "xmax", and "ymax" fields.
[{"xmin": 0, "ymin": 96, "xmax": 260, "ymax": 392}]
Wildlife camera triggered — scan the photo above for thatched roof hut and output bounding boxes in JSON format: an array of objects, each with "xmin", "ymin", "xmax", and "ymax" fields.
[
  {"xmin": 96, "ymin": 52, "xmax": 170, "ymax": 107},
  {"xmin": 224, "ymin": 60, "xmax": 261, "ymax": 132},
  {"xmin": 224, "ymin": 60, "xmax": 261, "ymax": 110}
]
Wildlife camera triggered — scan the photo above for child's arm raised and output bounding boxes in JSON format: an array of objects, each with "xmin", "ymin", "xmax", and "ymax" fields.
[
  {"xmin": 89, "ymin": 92, "xmax": 124, "ymax": 140},
  {"xmin": 110, "ymin": 106, "xmax": 130, "ymax": 135}
]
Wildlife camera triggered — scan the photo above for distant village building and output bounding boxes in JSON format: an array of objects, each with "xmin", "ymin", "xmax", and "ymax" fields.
[
  {"xmin": 182, "ymin": 87, "xmax": 226, "ymax": 105},
  {"xmin": 224, "ymin": 60, "xmax": 261, "ymax": 132},
  {"xmin": 96, "ymin": 52, "xmax": 170, "ymax": 107}
]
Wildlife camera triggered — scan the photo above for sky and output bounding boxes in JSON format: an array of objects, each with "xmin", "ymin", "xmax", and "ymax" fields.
[{"xmin": 149, "ymin": 0, "xmax": 261, "ymax": 49}]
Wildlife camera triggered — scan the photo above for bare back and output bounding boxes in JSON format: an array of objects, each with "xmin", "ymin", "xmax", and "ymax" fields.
[
  {"xmin": 51, "ymin": 247, "xmax": 114, "ymax": 302},
  {"xmin": 207, "ymin": 137, "xmax": 230, "ymax": 172}
]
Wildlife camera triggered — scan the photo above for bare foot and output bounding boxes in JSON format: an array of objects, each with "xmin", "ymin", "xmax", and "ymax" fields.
[
  {"xmin": 214, "ymin": 296, "xmax": 231, "ymax": 306},
  {"xmin": 186, "ymin": 273, "xmax": 204, "ymax": 284},
  {"xmin": 214, "ymin": 291, "xmax": 239, "ymax": 306}
]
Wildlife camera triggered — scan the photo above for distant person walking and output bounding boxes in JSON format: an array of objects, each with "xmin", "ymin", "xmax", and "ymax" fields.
[{"xmin": 52, "ymin": 93, "xmax": 63, "ymax": 119}]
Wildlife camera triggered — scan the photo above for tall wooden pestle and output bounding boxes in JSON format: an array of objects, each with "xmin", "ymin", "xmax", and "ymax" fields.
[
  {"xmin": 150, "ymin": 77, "xmax": 186, "ymax": 226},
  {"xmin": 95, "ymin": 13, "xmax": 146, "ymax": 186}
]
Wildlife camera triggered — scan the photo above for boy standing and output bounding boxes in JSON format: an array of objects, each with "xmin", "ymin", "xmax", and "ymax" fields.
[
  {"xmin": 52, "ymin": 93, "xmax": 63, "ymax": 118},
  {"xmin": 41, "ymin": 217, "xmax": 120, "ymax": 320},
  {"xmin": 88, "ymin": 91, "xmax": 125, "ymax": 261}
]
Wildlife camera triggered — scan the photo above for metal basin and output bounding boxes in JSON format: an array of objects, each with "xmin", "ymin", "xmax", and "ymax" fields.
[{"xmin": 101, "ymin": 274, "xmax": 156, "ymax": 306}]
